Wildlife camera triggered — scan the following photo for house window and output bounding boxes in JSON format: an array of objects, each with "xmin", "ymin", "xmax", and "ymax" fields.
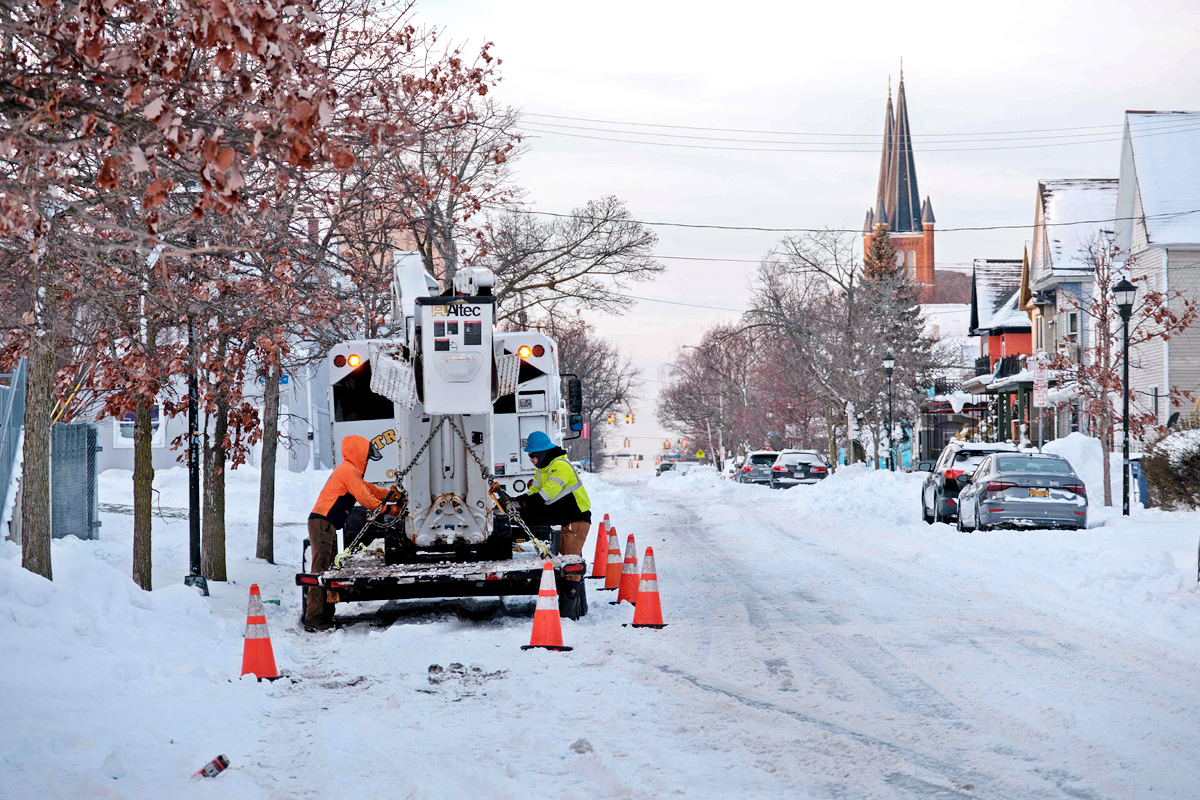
[
  {"xmin": 1066, "ymin": 311, "xmax": 1080, "ymax": 337},
  {"xmin": 1152, "ymin": 387, "xmax": 1159, "ymax": 421},
  {"xmin": 907, "ymin": 250, "xmax": 916, "ymax": 268},
  {"xmin": 114, "ymin": 403, "xmax": 166, "ymax": 449},
  {"xmin": 895, "ymin": 250, "xmax": 905, "ymax": 267}
]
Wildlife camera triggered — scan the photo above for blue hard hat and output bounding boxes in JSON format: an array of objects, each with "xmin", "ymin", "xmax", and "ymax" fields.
[{"xmin": 523, "ymin": 430, "xmax": 555, "ymax": 453}]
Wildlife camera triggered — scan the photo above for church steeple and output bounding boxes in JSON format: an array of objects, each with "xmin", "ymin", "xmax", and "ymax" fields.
[
  {"xmin": 868, "ymin": 72, "xmax": 925, "ymax": 234},
  {"xmin": 865, "ymin": 69, "xmax": 935, "ymax": 290},
  {"xmin": 874, "ymin": 84, "xmax": 894, "ymax": 225},
  {"xmin": 887, "ymin": 74, "xmax": 922, "ymax": 233}
]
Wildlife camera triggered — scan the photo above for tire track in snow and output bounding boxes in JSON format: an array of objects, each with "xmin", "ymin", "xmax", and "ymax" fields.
[{"xmin": 630, "ymin": 484, "xmax": 1116, "ymax": 800}]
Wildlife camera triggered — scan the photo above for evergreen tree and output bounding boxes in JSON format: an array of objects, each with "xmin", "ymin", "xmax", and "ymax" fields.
[
  {"xmin": 863, "ymin": 226, "xmax": 898, "ymax": 281},
  {"xmin": 862, "ymin": 228, "xmax": 932, "ymax": 464}
]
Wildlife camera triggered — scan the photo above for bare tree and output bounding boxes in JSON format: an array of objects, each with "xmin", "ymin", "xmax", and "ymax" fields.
[
  {"xmin": 517, "ymin": 311, "xmax": 640, "ymax": 469},
  {"xmin": 485, "ymin": 197, "xmax": 663, "ymax": 324}
]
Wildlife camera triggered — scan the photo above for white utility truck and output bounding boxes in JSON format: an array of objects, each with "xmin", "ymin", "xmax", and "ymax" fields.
[{"xmin": 296, "ymin": 254, "xmax": 588, "ymax": 621}]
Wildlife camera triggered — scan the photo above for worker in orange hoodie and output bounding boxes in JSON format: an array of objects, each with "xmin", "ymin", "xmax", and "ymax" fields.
[{"xmin": 305, "ymin": 435, "xmax": 400, "ymax": 630}]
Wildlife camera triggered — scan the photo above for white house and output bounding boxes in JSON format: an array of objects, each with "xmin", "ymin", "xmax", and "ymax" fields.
[{"xmin": 1115, "ymin": 111, "xmax": 1200, "ymax": 430}]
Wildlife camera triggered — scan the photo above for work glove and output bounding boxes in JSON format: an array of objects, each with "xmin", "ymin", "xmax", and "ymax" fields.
[
  {"xmin": 383, "ymin": 503, "xmax": 403, "ymax": 517},
  {"xmin": 385, "ymin": 487, "xmax": 402, "ymax": 503}
]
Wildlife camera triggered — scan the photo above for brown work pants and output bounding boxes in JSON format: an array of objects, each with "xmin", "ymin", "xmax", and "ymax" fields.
[
  {"xmin": 304, "ymin": 517, "xmax": 338, "ymax": 624},
  {"xmin": 560, "ymin": 520, "xmax": 590, "ymax": 580}
]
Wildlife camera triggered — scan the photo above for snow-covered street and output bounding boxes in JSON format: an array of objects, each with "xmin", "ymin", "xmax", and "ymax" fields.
[{"xmin": 5, "ymin": 464, "xmax": 1200, "ymax": 799}]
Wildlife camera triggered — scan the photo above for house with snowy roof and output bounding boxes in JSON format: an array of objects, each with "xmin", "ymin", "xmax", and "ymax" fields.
[
  {"xmin": 1115, "ymin": 111, "xmax": 1200, "ymax": 429},
  {"xmin": 969, "ymin": 258, "xmax": 1030, "ymax": 372},
  {"xmin": 1021, "ymin": 178, "xmax": 1120, "ymax": 364}
]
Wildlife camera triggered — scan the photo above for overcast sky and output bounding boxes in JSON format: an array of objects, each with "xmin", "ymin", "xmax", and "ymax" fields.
[{"xmin": 425, "ymin": 0, "xmax": 1200, "ymax": 454}]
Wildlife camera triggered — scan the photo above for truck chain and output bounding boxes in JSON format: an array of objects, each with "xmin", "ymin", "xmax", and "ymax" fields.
[
  {"xmin": 444, "ymin": 417, "xmax": 551, "ymax": 559},
  {"xmin": 335, "ymin": 418, "xmax": 448, "ymax": 567},
  {"xmin": 334, "ymin": 416, "xmax": 551, "ymax": 567}
]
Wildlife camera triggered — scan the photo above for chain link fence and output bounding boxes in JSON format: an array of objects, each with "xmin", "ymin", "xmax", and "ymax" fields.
[
  {"xmin": 51, "ymin": 423, "xmax": 100, "ymax": 540},
  {"xmin": 0, "ymin": 359, "xmax": 28, "ymax": 529}
]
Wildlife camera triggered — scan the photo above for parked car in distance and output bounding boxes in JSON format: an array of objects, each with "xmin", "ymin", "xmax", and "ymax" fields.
[
  {"xmin": 721, "ymin": 459, "xmax": 739, "ymax": 480},
  {"xmin": 656, "ymin": 461, "xmax": 677, "ymax": 476},
  {"xmin": 956, "ymin": 453, "xmax": 1088, "ymax": 531},
  {"xmin": 921, "ymin": 441, "xmax": 1019, "ymax": 523},
  {"xmin": 738, "ymin": 450, "xmax": 780, "ymax": 485},
  {"xmin": 770, "ymin": 450, "xmax": 828, "ymax": 488}
]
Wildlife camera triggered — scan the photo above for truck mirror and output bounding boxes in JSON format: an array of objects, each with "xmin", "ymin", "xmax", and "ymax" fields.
[
  {"xmin": 569, "ymin": 413, "xmax": 583, "ymax": 432},
  {"xmin": 566, "ymin": 377, "xmax": 583, "ymax": 414}
]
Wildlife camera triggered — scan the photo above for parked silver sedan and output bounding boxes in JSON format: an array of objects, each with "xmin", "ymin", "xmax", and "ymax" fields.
[{"xmin": 956, "ymin": 453, "xmax": 1088, "ymax": 531}]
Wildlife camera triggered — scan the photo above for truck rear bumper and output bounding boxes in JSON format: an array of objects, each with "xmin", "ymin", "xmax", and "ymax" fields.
[{"xmin": 296, "ymin": 552, "xmax": 585, "ymax": 604}]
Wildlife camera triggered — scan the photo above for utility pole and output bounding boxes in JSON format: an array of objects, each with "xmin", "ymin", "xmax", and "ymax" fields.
[
  {"xmin": 1114, "ymin": 279, "xmax": 1137, "ymax": 517},
  {"xmin": 883, "ymin": 353, "xmax": 895, "ymax": 471},
  {"xmin": 184, "ymin": 316, "xmax": 208, "ymax": 596}
]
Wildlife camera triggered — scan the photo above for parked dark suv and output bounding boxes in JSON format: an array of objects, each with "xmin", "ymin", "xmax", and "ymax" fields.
[
  {"xmin": 770, "ymin": 450, "xmax": 828, "ymax": 488},
  {"xmin": 920, "ymin": 441, "xmax": 1018, "ymax": 523},
  {"xmin": 738, "ymin": 450, "xmax": 780, "ymax": 485}
]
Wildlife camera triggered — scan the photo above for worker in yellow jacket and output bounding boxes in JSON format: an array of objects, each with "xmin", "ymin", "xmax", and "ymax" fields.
[{"xmin": 508, "ymin": 431, "xmax": 591, "ymax": 616}]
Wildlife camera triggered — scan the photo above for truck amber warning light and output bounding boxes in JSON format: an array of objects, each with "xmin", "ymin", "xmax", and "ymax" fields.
[
  {"xmin": 347, "ymin": 354, "xmax": 361, "ymax": 367},
  {"xmin": 518, "ymin": 345, "xmax": 532, "ymax": 359}
]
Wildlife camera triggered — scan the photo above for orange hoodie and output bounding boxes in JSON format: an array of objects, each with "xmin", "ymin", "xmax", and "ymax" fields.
[{"xmin": 309, "ymin": 435, "xmax": 391, "ymax": 528}]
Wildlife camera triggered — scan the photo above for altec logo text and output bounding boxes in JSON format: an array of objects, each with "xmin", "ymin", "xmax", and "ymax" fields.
[{"xmin": 432, "ymin": 305, "xmax": 482, "ymax": 318}]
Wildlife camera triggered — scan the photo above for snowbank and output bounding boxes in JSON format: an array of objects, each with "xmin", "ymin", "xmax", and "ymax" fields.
[
  {"xmin": 98, "ymin": 464, "xmax": 330, "ymax": 525},
  {"xmin": 0, "ymin": 539, "xmax": 272, "ymax": 798},
  {"xmin": 1043, "ymin": 432, "xmax": 1125, "ymax": 513}
]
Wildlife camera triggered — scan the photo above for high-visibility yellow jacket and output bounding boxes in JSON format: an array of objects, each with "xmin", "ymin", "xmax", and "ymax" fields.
[{"xmin": 526, "ymin": 452, "xmax": 591, "ymax": 522}]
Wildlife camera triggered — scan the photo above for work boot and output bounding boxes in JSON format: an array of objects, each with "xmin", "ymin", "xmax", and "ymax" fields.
[
  {"xmin": 302, "ymin": 612, "xmax": 335, "ymax": 633},
  {"xmin": 558, "ymin": 574, "xmax": 588, "ymax": 621}
]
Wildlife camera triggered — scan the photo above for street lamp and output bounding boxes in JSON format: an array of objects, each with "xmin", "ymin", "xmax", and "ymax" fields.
[
  {"xmin": 1114, "ymin": 278, "xmax": 1137, "ymax": 517},
  {"xmin": 882, "ymin": 352, "xmax": 896, "ymax": 471}
]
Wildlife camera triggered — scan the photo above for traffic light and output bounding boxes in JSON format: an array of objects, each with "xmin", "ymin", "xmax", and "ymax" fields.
[
  {"xmin": 682, "ymin": 438, "xmax": 689, "ymax": 448},
  {"xmin": 607, "ymin": 413, "xmax": 616, "ymax": 425},
  {"xmin": 625, "ymin": 412, "xmax": 632, "ymax": 424},
  {"xmin": 663, "ymin": 439, "xmax": 671, "ymax": 450}
]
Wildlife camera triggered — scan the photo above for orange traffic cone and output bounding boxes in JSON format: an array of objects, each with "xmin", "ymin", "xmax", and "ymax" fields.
[
  {"xmin": 241, "ymin": 584, "xmax": 280, "ymax": 679},
  {"xmin": 588, "ymin": 516, "xmax": 610, "ymax": 579},
  {"xmin": 599, "ymin": 527, "xmax": 622, "ymax": 591},
  {"xmin": 521, "ymin": 562, "xmax": 573, "ymax": 651},
  {"xmin": 630, "ymin": 548, "xmax": 666, "ymax": 628},
  {"xmin": 611, "ymin": 533, "xmax": 639, "ymax": 605}
]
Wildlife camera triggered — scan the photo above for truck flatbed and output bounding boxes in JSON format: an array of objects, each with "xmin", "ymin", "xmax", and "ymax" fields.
[{"xmin": 296, "ymin": 543, "xmax": 585, "ymax": 604}]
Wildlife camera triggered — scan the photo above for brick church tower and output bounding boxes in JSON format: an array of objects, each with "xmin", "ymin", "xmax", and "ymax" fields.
[{"xmin": 863, "ymin": 73, "xmax": 935, "ymax": 290}]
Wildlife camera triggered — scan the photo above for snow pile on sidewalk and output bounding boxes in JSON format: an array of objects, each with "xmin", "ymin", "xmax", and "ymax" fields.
[
  {"xmin": 1043, "ymin": 432, "xmax": 1123, "ymax": 510},
  {"xmin": 98, "ymin": 463, "xmax": 329, "ymax": 525},
  {"xmin": 0, "ymin": 539, "xmax": 272, "ymax": 798}
]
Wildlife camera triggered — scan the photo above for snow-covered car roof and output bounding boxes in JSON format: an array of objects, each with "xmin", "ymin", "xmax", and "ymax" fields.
[{"xmin": 948, "ymin": 441, "xmax": 1018, "ymax": 453}]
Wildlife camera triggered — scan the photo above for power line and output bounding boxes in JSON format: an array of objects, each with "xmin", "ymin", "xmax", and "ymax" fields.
[
  {"xmin": 518, "ymin": 119, "xmax": 1200, "ymax": 154},
  {"xmin": 522, "ymin": 110, "xmax": 1189, "ymax": 139},
  {"xmin": 525, "ymin": 117, "xmax": 1198, "ymax": 146},
  {"xmin": 620, "ymin": 293, "xmax": 745, "ymax": 312},
  {"xmin": 516, "ymin": 207, "xmax": 1200, "ymax": 235}
]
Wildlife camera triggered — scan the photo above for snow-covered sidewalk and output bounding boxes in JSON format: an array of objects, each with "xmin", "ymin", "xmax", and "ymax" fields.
[{"xmin": 3, "ymin": 462, "xmax": 1199, "ymax": 798}]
